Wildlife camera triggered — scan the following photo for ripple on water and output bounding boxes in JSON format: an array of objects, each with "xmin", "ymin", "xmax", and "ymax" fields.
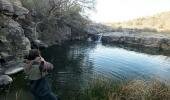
[
  {"xmin": 86, "ymin": 44, "xmax": 170, "ymax": 82},
  {"xmin": 2, "ymin": 42, "xmax": 170, "ymax": 100}
]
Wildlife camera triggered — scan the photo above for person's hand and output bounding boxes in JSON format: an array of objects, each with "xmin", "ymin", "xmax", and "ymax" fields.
[
  {"xmin": 33, "ymin": 57, "xmax": 41, "ymax": 63},
  {"xmin": 24, "ymin": 59, "xmax": 31, "ymax": 64},
  {"xmin": 40, "ymin": 57, "xmax": 45, "ymax": 62}
]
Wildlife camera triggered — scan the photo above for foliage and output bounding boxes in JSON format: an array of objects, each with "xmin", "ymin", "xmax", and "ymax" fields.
[
  {"xmin": 20, "ymin": 0, "xmax": 95, "ymax": 40},
  {"xmin": 111, "ymin": 11, "xmax": 170, "ymax": 33},
  {"xmin": 20, "ymin": 0, "xmax": 95, "ymax": 25}
]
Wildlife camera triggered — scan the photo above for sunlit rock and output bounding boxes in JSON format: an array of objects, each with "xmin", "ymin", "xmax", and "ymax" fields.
[{"xmin": 0, "ymin": 75, "xmax": 12, "ymax": 85}]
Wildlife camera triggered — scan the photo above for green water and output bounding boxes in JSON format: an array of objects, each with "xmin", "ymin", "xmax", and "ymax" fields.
[{"xmin": 1, "ymin": 41, "xmax": 170, "ymax": 100}]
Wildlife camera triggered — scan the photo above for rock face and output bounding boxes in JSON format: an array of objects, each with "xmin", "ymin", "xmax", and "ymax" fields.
[
  {"xmin": 102, "ymin": 32, "xmax": 170, "ymax": 50},
  {"xmin": 0, "ymin": 0, "xmax": 29, "ymax": 16},
  {"xmin": 0, "ymin": 0, "xmax": 73, "ymax": 86},
  {"xmin": 0, "ymin": 0, "xmax": 31, "ymax": 86},
  {"xmin": 31, "ymin": 40, "xmax": 48, "ymax": 49},
  {"xmin": 4, "ymin": 60, "xmax": 25, "ymax": 75},
  {"xmin": 0, "ymin": 0, "xmax": 14, "ymax": 15},
  {"xmin": 0, "ymin": 15, "xmax": 31, "ymax": 58},
  {"xmin": 13, "ymin": 3, "xmax": 29, "ymax": 16}
]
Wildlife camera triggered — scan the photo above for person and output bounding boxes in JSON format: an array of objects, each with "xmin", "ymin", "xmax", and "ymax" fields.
[{"xmin": 24, "ymin": 49, "xmax": 57, "ymax": 100}]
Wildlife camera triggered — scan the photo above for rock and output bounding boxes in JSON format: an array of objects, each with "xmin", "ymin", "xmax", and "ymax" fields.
[
  {"xmin": 18, "ymin": 19, "xmax": 36, "ymax": 41},
  {"xmin": 5, "ymin": 66, "xmax": 24, "ymax": 75},
  {"xmin": 32, "ymin": 40, "xmax": 48, "ymax": 49},
  {"xmin": 0, "ymin": 15, "xmax": 31, "ymax": 58},
  {"xmin": 0, "ymin": 67, "xmax": 3, "ymax": 74},
  {"xmin": 0, "ymin": 52, "xmax": 15, "ymax": 63},
  {"xmin": 13, "ymin": 3, "xmax": 29, "ymax": 16},
  {"xmin": 10, "ymin": 0, "xmax": 22, "ymax": 6},
  {"xmin": 21, "ymin": 37, "xmax": 31, "ymax": 55},
  {"xmin": 0, "ymin": 75, "xmax": 12, "ymax": 85},
  {"xmin": 0, "ymin": 0, "xmax": 14, "ymax": 15},
  {"xmin": 0, "ymin": 0, "xmax": 29, "ymax": 16},
  {"xmin": 102, "ymin": 32, "xmax": 170, "ymax": 50},
  {"xmin": 0, "ymin": 1, "xmax": 30, "ymax": 85},
  {"xmin": 4, "ymin": 60, "xmax": 25, "ymax": 75},
  {"xmin": 0, "ymin": 52, "xmax": 9, "ymax": 58}
]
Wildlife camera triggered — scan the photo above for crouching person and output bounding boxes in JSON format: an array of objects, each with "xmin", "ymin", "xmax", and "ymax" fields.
[{"xmin": 24, "ymin": 49, "xmax": 57, "ymax": 100}]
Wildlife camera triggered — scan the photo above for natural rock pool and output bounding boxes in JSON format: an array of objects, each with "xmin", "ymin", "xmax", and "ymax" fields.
[{"xmin": 1, "ymin": 41, "xmax": 170, "ymax": 100}]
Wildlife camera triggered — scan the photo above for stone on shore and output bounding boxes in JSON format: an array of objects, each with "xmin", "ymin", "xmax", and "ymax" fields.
[
  {"xmin": 0, "ymin": 75, "xmax": 12, "ymax": 86},
  {"xmin": 4, "ymin": 61, "xmax": 25, "ymax": 75}
]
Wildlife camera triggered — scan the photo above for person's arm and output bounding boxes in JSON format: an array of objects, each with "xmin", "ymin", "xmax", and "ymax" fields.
[
  {"xmin": 24, "ymin": 60, "xmax": 33, "ymax": 74},
  {"xmin": 39, "ymin": 57, "xmax": 54, "ymax": 72},
  {"xmin": 24, "ymin": 59, "xmax": 38, "ymax": 74}
]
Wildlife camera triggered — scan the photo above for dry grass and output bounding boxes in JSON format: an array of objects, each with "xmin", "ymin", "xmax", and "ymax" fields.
[{"xmin": 81, "ymin": 79, "xmax": 170, "ymax": 100}]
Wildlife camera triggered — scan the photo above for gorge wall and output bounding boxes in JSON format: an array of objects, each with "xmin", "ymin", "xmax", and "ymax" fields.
[{"xmin": 0, "ymin": 0, "xmax": 86, "ymax": 85}]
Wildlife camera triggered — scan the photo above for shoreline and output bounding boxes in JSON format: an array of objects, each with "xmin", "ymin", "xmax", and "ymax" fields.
[{"xmin": 89, "ymin": 31, "xmax": 170, "ymax": 51}]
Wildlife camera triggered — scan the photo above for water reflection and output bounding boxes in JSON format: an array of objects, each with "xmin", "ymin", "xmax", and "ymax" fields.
[
  {"xmin": 42, "ymin": 41, "xmax": 96, "ymax": 99},
  {"xmin": 41, "ymin": 41, "xmax": 170, "ymax": 99}
]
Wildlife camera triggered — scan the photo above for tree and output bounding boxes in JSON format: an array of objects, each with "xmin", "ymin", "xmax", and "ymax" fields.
[{"xmin": 21, "ymin": 0, "xmax": 95, "ymax": 40}]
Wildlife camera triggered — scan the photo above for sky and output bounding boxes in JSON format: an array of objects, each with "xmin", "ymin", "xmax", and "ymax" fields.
[{"xmin": 89, "ymin": 0, "xmax": 170, "ymax": 23}]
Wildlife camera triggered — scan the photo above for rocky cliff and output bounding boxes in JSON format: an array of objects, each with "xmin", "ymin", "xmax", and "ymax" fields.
[
  {"xmin": 0, "ymin": 0, "xmax": 31, "ymax": 85},
  {"xmin": 102, "ymin": 32, "xmax": 170, "ymax": 50},
  {"xmin": 0, "ymin": 0, "xmax": 78, "ymax": 86}
]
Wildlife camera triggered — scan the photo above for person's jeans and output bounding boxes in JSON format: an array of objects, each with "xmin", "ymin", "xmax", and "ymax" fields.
[
  {"xmin": 29, "ymin": 77, "xmax": 58, "ymax": 100},
  {"xmin": 32, "ymin": 92, "xmax": 58, "ymax": 100}
]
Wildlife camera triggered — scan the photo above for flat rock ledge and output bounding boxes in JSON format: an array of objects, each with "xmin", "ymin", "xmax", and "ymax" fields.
[
  {"xmin": 0, "ymin": 61, "xmax": 25, "ymax": 86},
  {"xmin": 4, "ymin": 60, "xmax": 25, "ymax": 75},
  {"xmin": 101, "ymin": 32, "xmax": 170, "ymax": 50},
  {"xmin": 5, "ymin": 66, "xmax": 24, "ymax": 75},
  {"xmin": 0, "ymin": 75, "xmax": 12, "ymax": 86}
]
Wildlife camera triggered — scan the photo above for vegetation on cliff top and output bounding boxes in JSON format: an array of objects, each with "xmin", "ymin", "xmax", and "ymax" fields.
[
  {"xmin": 20, "ymin": 0, "xmax": 96, "ymax": 40},
  {"xmin": 110, "ymin": 11, "xmax": 170, "ymax": 33}
]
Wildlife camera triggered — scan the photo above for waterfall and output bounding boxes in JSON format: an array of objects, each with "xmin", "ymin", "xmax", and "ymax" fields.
[
  {"xmin": 87, "ymin": 37, "xmax": 92, "ymax": 42},
  {"xmin": 97, "ymin": 33, "xmax": 103, "ymax": 43},
  {"xmin": 34, "ymin": 21, "xmax": 42, "ymax": 40}
]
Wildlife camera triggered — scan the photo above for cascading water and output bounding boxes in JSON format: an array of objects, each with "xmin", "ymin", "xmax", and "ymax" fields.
[
  {"xmin": 87, "ymin": 37, "xmax": 92, "ymax": 42},
  {"xmin": 97, "ymin": 33, "xmax": 103, "ymax": 43}
]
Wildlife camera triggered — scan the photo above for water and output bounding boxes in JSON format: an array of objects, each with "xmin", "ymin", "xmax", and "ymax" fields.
[
  {"xmin": 96, "ymin": 33, "xmax": 103, "ymax": 43},
  {"xmin": 1, "ymin": 41, "xmax": 170, "ymax": 100}
]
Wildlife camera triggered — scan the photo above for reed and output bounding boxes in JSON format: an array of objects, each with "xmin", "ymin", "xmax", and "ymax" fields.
[{"xmin": 80, "ymin": 79, "xmax": 170, "ymax": 100}]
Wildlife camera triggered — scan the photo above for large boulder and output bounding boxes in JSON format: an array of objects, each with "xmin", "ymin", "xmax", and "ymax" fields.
[
  {"xmin": 0, "ymin": 0, "xmax": 30, "ymax": 86},
  {"xmin": 4, "ymin": 60, "xmax": 25, "ymax": 75},
  {"xmin": 0, "ymin": 0, "xmax": 28, "ymax": 16},
  {"xmin": 0, "ymin": 0, "xmax": 14, "ymax": 15},
  {"xmin": 0, "ymin": 75, "xmax": 12, "ymax": 85},
  {"xmin": 9, "ymin": 0, "xmax": 22, "ymax": 6},
  {"xmin": 18, "ymin": 17, "xmax": 37, "ymax": 41},
  {"xmin": 0, "ymin": 15, "xmax": 31, "ymax": 58},
  {"xmin": 13, "ymin": 2, "xmax": 29, "ymax": 16},
  {"xmin": 31, "ymin": 40, "xmax": 48, "ymax": 49}
]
